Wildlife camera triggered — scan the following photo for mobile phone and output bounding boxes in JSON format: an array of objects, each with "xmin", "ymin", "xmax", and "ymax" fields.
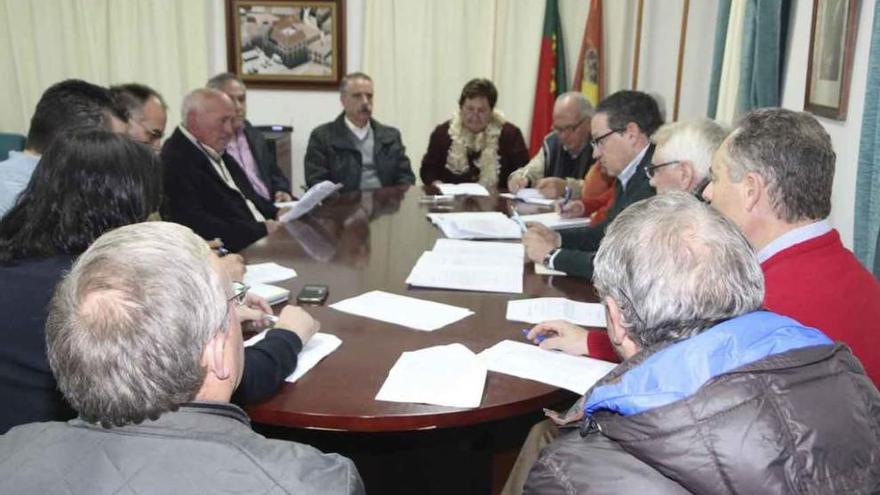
[{"xmin": 296, "ymin": 284, "xmax": 329, "ymax": 305}]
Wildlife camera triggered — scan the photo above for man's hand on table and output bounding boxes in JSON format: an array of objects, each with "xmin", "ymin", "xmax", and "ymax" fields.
[
  {"xmin": 276, "ymin": 306, "xmax": 320, "ymax": 345},
  {"xmin": 536, "ymin": 177, "xmax": 567, "ymax": 198},
  {"xmin": 525, "ymin": 320, "xmax": 589, "ymax": 356},
  {"xmin": 522, "ymin": 223, "xmax": 561, "ymax": 264}
]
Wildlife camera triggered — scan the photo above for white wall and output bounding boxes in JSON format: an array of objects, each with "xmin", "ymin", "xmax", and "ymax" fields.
[{"xmin": 207, "ymin": 0, "xmax": 365, "ymax": 191}]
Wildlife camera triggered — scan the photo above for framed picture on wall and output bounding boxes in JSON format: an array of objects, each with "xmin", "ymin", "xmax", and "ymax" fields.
[
  {"xmin": 804, "ymin": 0, "xmax": 859, "ymax": 120},
  {"xmin": 225, "ymin": 0, "xmax": 346, "ymax": 90}
]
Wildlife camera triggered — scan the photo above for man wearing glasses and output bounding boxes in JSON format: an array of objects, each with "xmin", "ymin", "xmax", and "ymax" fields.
[
  {"xmin": 645, "ymin": 118, "xmax": 727, "ymax": 197},
  {"xmin": 523, "ymin": 90, "xmax": 662, "ymax": 279},
  {"xmin": 508, "ymin": 92, "xmax": 596, "ymax": 199}
]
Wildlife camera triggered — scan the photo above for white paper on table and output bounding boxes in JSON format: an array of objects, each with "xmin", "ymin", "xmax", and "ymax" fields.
[
  {"xmin": 329, "ymin": 290, "xmax": 473, "ymax": 331},
  {"xmin": 243, "ymin": 262, "xmax": 298, "ymax": 285},
  {"xmin": 534, "ymin": 263, "xmax": 567, "ymax": 276},
  {"xmin": 500, "ymin": 189, "xmax": 557, "ymax": 206},
  {"xmin": 436, "ymin": 183, "xmax": 490, "ymax": 197},
  {"xmin": 406, "ymin": 251, "xmax": 523, "ymax": 294},
  {"xmin": 249, "ymin": 283, "xmax": 290, "ymax": 305},
  {"xmin": 431, "ymin": 238, "xmax": 524, "ymax": 259},
  {"xmin": 274, "ymin": 200, "xmax": 298, "ymax": 209},
  {"xmin": 278, "ymin": 180, "xmax": 343, "ymax": 222},
  {"xmin": 506, "ymin": 297, "xmax": 606, "ymax": 327},
  {"xmin": 427, "ymin": 212, "xmax": 523, "ymax": 239},
  {"xmin": 479, "ymin": 340, "xmax": 616, "ymax": 394},
  {"xmin": 519, "ymin": 212, "xmax": 590, "ymax": 230},
  {"xmin": 375, "ymin": 344, "xmax": 486, "ymax": 408},
  {"xmin": 244, "ymin": 332, "xmax": 342, "ymax": 383}
]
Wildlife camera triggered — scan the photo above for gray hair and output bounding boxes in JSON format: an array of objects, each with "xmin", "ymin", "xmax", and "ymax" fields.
[
  {"xmin": 46, "ymin": 222, "xmax": 229, "ymax": 428},
  {"xmin": 340, "ymin": 72, "xmax": 372, "ymax": 94},
  {"xmin": 726, "ymin": 108, "xmax": 834, "ymax": 222},
  {"xmin": 652, "ymin": 118, "xmax": 727, "ymax": 180},
  {"xmin": 593, "ymin": 192, "xmax": 764, "ymax": 348},
  {"xmin": 556, "ymin": 91, "xmax": 595, "ymax": 121},
  {"xmin": 180, "ymin": 88, "xmax": 227, "ymax": 126},
  {"xmin": 206, "ymin": 72, "xmax": 245, "ymax": 90}
]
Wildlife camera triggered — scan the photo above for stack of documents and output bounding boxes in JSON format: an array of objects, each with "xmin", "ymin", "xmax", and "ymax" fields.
[
  {"xmin": 278, "ymin": 180, "xmax": 343, "ymax": 222},
  {"xmin": 249, "ymin": 284, "xmax": 290, "ymax": 305},
  {"xmin": 376, "ymin": 344, "xmax": 487, "ymax": 408},
  {"xmin": 507, "ymin": 298, "xmax": 606, "ymax": 327},
  {"xmin": 406, "ymin": 239, "xmax": 524, "ymax": 293},
  {"xmin": 500, "ymin": 188, "xmax": 556, "ymax": 206},
  {"xmin": 427, "ymin": 211, "xmax": 523, "ymax": 239},
  {"xmin": 329, "ymin": 290, "xmax": 473, "ymax": 331},
  {"xmin": 479, "ymin": 340, "xmax": 616, "ymax": 394},
  {"xmin": 243, "ymin": 262, "xmax": 298, "ymax": 285},
  {"xmin": 519, "ymin": 212, "xmax": 590, "ymax": 230},
  {"xmin": 436, "ymin": 183, "xmax": 490, "ymax": 197},
  {"xmin": 245, "ymin": 332, "xmax": 342, "ymax": 383}
]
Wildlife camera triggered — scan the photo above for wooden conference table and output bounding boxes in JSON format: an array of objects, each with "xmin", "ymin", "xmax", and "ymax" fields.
[{"xmin": 242, "ymin": 185, "xmax": 597, "ymax": 493}]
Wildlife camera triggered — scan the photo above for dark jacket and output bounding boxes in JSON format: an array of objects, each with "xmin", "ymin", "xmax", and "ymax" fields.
[
  {"xmin": 553, "ymin": 145, "xmax": 656, "ymax": 278},
  {"xmin": 304, "ymin": 113, "xmax": 415, "ymax": 193},
  {"xmin": 0, "ymin": 255, "xmax": 302, "ymax": 434},
  {"xmin": 419, "ymin": 120, "xmax": 529, "ymax": 187},
  {"xmin": 541, "ymin": 132, "xmax": 594, "ymax": 181},
  {"xmin": 526, "ymin": 312, "xmax": 880, "ymax": 494},
  {"xmin": 241, "ymin": 120, "xmax": 292, "ymax": 195},
  {"xmin": 0, "ymin": 402, "xmax": 364, "ymax": 494},
  {"xmin": 161, "ymin": 128, "xmax": 278, "ymax": 252}
]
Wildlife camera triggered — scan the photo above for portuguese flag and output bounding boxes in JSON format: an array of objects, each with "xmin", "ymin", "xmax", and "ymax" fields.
[
  {"xmin": 528, "ymin": 0, "xmax": 567, "ymax": 155},
  {"xmin": 572, "ymin": 0, "xmax": 604, "ymax": 107}
]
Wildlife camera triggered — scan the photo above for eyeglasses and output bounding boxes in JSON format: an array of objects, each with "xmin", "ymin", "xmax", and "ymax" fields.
[
  {"xmin": 133, "ymin": 118, "xmax": 164, "ymax": 142},
  {"xmin": 645, "ymin": 160, "xmax": 681, "ymax": 178},
  {"xmin": 228, "ymin": 282, "xmax": 249, "ymax": 306},
  {"xmin": 553, "ymin": 117, "xmax": 586, "ymax": 135},
  {"xmin": 590, "ymin": 128, "xmax": 624, "ymax": 148}
]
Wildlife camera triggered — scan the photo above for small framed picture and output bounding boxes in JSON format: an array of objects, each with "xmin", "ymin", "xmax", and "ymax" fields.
[
  {"xmin": 804, "ymin": 0, "xmax": 860, "ymax": 120},
  {"xmin": 225, "ymin": 0, "xmax": 346, "ymax": 90}
]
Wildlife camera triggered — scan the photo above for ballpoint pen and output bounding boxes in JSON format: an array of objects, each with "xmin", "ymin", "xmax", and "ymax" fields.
[
  {"xmin": 522, "ymin": 328, "xmax": 546, "ymax": 344},
  {"xmin": 561, "ymin": 186, "xmax": 572, "ymax": 208},
  {"xmin": 510, "ymin": 207, "xmax": 528, "ymax": 233}
]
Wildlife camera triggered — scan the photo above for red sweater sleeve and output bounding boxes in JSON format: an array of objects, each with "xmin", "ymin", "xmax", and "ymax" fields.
[{"xmin": 587, "ymin": 330, "xmax": 620, "ymax": 363}]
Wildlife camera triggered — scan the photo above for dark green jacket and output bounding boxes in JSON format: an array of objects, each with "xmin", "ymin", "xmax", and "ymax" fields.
[
  {"xmin": 304, "ymin": 113, "xmax": 415, "ymax": 193},
  {"xmin": 553, "ymin": 145, "xmax": 656, "ymax": 278}
]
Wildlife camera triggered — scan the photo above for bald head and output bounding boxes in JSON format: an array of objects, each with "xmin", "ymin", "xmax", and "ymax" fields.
[{"xmin": 181, "ymin": 88, "xmax": 235, "ymax": 152}]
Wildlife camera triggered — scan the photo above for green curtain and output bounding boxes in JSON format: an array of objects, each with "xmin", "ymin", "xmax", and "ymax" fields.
[
  {"xmin": 736, "ymin": 0, "xmax": 788, "ymax": 114},
  {"xmin": 855, "ymin": 1, "xmax": 880, "ymax": 276},
  {"xmin": 707, "ymin": 0, "xmax": 731, "ymax": 118}
]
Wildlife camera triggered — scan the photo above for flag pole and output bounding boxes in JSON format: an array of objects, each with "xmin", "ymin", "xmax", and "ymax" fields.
[
  {"xmin": 673, "ymin": 0, "xmax": 691, "ymax": 121},
  {"xmin": 631, "ymin": 0, "xmax": 645, "ymax": 89}
]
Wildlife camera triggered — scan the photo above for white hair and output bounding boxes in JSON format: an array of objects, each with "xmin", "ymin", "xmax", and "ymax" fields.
[{"xmin": 652, "ymin": 118, "xmax": 727, "ymax": 181}]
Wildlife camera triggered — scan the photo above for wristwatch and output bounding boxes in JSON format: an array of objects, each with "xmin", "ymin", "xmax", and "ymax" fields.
[{"xmin": 543, "ymin": 249, "xmax": 558, "ymax": 267}]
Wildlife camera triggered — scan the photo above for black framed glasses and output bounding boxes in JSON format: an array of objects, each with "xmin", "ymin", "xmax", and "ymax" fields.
[
  {"xmin": 645, "ymin": 160, "xmax": 681, "ymax": 178},
  {"xmin": 228, "ymin": 282, "xmax": 249, "ymax": 306},
  {"xmin": 553, "ymin": 117, "xmax": 586, "ymax": 135},
  {"xmin": 590, "ymin": 128, "xmax": 624, "ymax": 148}
]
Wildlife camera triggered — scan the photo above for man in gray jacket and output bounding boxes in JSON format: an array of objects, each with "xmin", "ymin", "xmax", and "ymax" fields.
[
  {"xmin": 0, "ymin": 222, "xmax": 363, "ymax": 495},
  {"xmin": 524, "ymin": 193, "xmax": 880, "ymax": 494}
]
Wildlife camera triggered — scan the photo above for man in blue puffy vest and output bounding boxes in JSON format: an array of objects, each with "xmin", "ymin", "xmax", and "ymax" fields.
[{"xmin": 519, "ymin": 193, "xmax": 880, "ymax": 494}]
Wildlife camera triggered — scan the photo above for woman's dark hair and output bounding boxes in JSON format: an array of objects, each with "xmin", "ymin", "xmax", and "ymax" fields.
[
  {"xmin": 0, "ymin": 129, "xmax": 162, "ymax": 263},
  {"xmin": 458, "ymin": 78, "xmax": 498, "ymax": 109}
]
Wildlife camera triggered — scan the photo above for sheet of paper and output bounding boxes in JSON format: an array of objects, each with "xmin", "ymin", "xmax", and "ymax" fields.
[
  {"xmin": 375, "ymin": 344, "xmax": 486, "ymax": 408},
  {"xmin": 243, "ymin": 262, "xmax": 298, "ymax": 285},
  {"xmin": 519, "ymin": 212, "xmax": 590, "ymax": 230},
  {"xmin": 437, "ymin": 183, "xmax": 490, "ymax": 197},
  {"xmin": 278, "ymin": 180, "xmax": 343, "ymax": 222},
  {"xmin": 534, "ymin": 263, "xmax": 567, "ymax": 276},
  {"xmin": 506, "ymin": 297, "xmax": 606, "ymax": 327},
  {"xmin": 479, "ymin": 340, "xmax": 616, "ymax": 394},
  {"xmin": 500, "ymin": 189, "xmax": 557, "ymax": 206},
  {"xmin": 249, "ymin": 283, "xmax": 290, "ymax": 305},
  {"xmin": 274, "ymin": 200, "xmax": 298, "ymax": 209},
  {"xmin": 244, "ymin": 332, "xmax": 342, "ymax": 383},
  {"xmin": 427, "ymin": 212, "xmax": 523, "ymax": 239},
  {"xmin": 431, "ymin": 238, "xmax": 524, "ymax": 259},
  {"xmin": 407, "ymin": 252, "xmax": 523, "ymax": 293},
  {"xmin": 329, "ymin": 290, "xmax": 473, "ymax": 331}
]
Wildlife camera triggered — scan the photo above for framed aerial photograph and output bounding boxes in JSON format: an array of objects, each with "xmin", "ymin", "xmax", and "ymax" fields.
[
  {"xmin": 804, "ymin": 0, "xmax": 859, "ymax": 120},
  {"xmin": 225, "ymin": 0, "xmax": 346, "ymax": 90}
]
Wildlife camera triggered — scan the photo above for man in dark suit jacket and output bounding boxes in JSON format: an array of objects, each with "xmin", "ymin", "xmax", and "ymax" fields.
[
  {"xmin": 304, "ymin": 72, "xmax": 415, "ymax": 193},
  {"xmin": 161, "ymin": 88, "xmax": 280, "ymax": 252},
  {"xmin": 207, "ymin": 73, "xmax": 293, "ymax": 202},
  {"xmin": 523, "ymin": 91, "xmax": 663, "ymax": 279}
]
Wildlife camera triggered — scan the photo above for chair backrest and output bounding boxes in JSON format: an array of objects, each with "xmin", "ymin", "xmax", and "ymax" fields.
[{"xmin": 0, "ymin": 133, "xmax": 26, "ymax": 160}]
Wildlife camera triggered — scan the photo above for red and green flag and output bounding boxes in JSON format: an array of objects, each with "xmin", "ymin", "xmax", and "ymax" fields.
[
  {"xmin": 528, "ymin": 0, "xmax": 567, "ymax": 155},
  {"xmin": 572, "ymin": 0, "xmax": 604, "ymax": 107}
]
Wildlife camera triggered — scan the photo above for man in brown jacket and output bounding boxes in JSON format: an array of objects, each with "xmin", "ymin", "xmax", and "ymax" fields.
[{"xmin": 525, "ymin": 193, "xmax": 880, "ymax": 494}]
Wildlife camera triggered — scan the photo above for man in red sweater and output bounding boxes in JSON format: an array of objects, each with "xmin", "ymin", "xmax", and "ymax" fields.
[{"xmin": 703, "ymin": 108, "xmax": 880, "ymax": 385}]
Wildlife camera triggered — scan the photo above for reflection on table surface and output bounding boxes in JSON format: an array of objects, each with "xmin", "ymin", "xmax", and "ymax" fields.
[{"xmin": 243, "ymin": 185, "xmax": 590, "ymax": 432}]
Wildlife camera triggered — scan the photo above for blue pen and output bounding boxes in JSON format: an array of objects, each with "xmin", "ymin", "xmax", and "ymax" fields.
[
  {"xmin": 561, "ymin": 186, "xmax": 572, "ymax": 207},
  {"xmin": 510, "ymin": 208, "xmax": 528, "ymax": 233},
  {"xmin": 522, "ymin": 328, "xmax": 546, "ymax": 344}
]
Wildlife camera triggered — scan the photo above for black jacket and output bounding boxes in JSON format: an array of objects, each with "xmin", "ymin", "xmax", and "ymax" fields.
[
  {"xmin": 161, "ymin": 128, "xmax": 278, "ymax": 252},
  {"xmin": 553, "ymin": 145, "xmax": 656, "ymax": 278},
  {"xmin": 241, "ymin": 120, "xmax": 291, "ymax": 195},
  {"xmin": 304, "ymin": 113, "xmax": 415, "ymax": 193}
]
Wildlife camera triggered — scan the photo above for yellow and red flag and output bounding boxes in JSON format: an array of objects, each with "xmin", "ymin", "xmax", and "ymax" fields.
[{"xmin": 572, "ymin": 0, "xmax": 604, "ymax": 107}]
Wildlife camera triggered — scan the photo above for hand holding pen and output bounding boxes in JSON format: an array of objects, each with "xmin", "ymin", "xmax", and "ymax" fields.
[{"xmin": 522, "ymin": 320, "xmax": 590, "ymax": 356}]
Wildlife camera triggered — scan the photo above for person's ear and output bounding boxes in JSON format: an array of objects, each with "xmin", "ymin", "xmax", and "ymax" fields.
[
  {"xmin": 202, "ymin": 329, "xmax": 231, "ymax": 381},
  {"xmin": 679, "ymin": 160, "xmax": 695, "ymax": 189},
  {"xmin": 742, "ymin": 171, "xmax": 765, "ymax": 212},
  {"xmin": 604, "ymin": 296, "xmax": 628, "ymax": 346}
]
